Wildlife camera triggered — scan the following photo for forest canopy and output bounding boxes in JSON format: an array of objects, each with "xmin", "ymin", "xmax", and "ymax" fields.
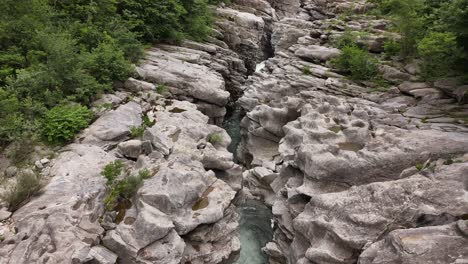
[{"xmin": 0, "ymin": 0, "xmax": 220, "ymax": 146}]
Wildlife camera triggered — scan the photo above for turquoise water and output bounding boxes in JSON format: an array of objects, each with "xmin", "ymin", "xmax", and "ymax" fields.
[{"xmin": 234, "ymin": 200, "xmax": 273, "ymax": 264}]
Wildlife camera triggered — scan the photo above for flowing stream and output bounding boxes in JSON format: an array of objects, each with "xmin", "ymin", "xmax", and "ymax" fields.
[
  {"xmin": 233, "ymin": 200, "xmax": 273, "ymax": 264},
  {"xmin": 223, "ymin": 98, "xmax": 274, "ymax": 264}
]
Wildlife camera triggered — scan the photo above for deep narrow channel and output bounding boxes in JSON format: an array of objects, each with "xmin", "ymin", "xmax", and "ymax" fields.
[{"xmin": 222, "ymin": 90, "xmax": 274, "ymax": 264}]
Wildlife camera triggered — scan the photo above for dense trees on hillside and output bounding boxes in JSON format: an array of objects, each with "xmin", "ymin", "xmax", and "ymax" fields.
[
  {"xmin": 370, "ymin": 0, "xmax": 468, "ymax": 79},
  {"xmin": 0, "ymin": 0, "xmax": 218, "ymax": 147}
]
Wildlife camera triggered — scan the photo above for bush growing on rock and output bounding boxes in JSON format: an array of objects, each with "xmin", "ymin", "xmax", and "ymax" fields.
[
  {"xmin": 101, "ymin": 160, "xmax": 124, "ymax": 183},
  {"xmin": 129, "ymin": 126, "xmax": 145, "ymax": 138},
  {"xmin": 302, "ymin": 66, "xmax": 312, "ymax": 75},
  {"xmin": 331, "ymin": 46, "xmax": 379, "ymax": 81},
  {"xmin": 101, "ymin": 164, "xmax": 151, "ymax": 210},
  {"xmin": 40, "ymin": 104, "xmax": 93, "ymax": 144}
]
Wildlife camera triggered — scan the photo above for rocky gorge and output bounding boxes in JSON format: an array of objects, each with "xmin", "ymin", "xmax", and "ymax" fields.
[{"xmin": 1, "ymin": 0, "xmax": 468, "ymax": 264}]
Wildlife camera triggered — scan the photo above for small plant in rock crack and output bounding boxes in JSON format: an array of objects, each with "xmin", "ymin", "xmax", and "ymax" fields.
[
  {"xmin": 142, "ymin": 114, "xmax": 156, "ymax": 127},
  {"xmin": 101, "ymin": 161, "xmax": 151, "ymax": 210},
  {"xmin": 207, "ymin": 133, "xmax": 223, "ymax": 145},
  {"xmin": 101, "ymin": 160, "xmax": 124, "ymax": 183},
  {"xmin": 129, "ymin": 126, "xmax": 145, "ymax": 138},
  {"xmin": 302, "ymin": 66, "xmax": 312, "ymax": 75},
  {"xmin": 156, "ymin": 84, "xmax": 169, "ymax": 95}
]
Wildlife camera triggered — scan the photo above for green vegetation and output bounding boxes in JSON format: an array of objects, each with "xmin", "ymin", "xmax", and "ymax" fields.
[
  {"xmin": 129, "ymin": 126, "xmax": 145, "ymax": 138},
  {"xmin": 101, "ymin": 160, "xmax": 124, "ymax": 183},
  {"xmin": 333, "ymin": 30, "xmax": 359, "ymax": 49},
  {"xmin": 0, "ymin": 0, "xmax": 221, "ymax": 155},
  {"xmin": 302, "ymin": 66, "xmax": 312, "ymax": 75},
  {"xmin": 331, "ymin": 46, "xmax": 379, "ymax": 81},
  {"xmin": 101, "ymin": 161, "xmax": 151, "ymax": 210},
  {"xmin": 383, "ymin": 39, "xmax": 401, "ymax": 58},
  {"xmin": 417, "ymin": 32, "xmax": 463, "ymax": 80},
  {"xmin": 208, "ymin": 132, "xmax": 223, "ymax": 145},
  {"xmin": 40, "ymin": 104, "xmax": 93, "ymax": 144},
  {"xmin": 1, "ymin": 170, "xmax": 42, "ymax": 211},
  {"xmin": 156, "ymin": 84, "xmax": 169, "ymax": 95},
  {"xmin": 415, "ymin": 163, "xmax": 424, "ymax": 171},
  {"xmin": 369, "ymin": 0, "xmax": 468, "ymax": 79}
]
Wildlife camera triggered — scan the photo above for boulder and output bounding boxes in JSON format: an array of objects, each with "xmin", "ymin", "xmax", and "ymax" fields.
[
  {"xmin": 359, "ymin": 222, "xmax": 468, "ymax": 264},
  {"xmin": 117, "ymin": 140, "xmax": 152, "ymax": 159},
  {"xmin": 295, "ymin": 45, "xmax": 340, "ymax": 62},
  {"xmin": 136, "ymin": 48, "xmax": 229, "ymax": 106},
  {"xmin": 0, "ymin": 144, "xmax": 114, "ymax": 264},
  {"xmin": 124, "ymin": 78, "xmax": 155, "ymax": 93},
  {"xmin": 80, "ymin": 102, "xmax": 142, "ymax": 147}
]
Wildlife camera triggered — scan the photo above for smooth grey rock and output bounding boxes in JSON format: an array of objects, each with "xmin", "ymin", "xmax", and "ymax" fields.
[
  {"xmin": 295, "ymin": 45, "xmax": 340, "ymax": 62},
  {"xmin": 293, "ymin": 161, "xmax": 468, "ymax": 263},
  {"xmin": 80, "ymin": 101, "xmax": 142, "ymax": 147},
  {"xmin": 359, "ymin": 223, "xmax": 468, "ymax": 264},
  {"xmin": 380, "ymin": 65, "xmax": 411, "ymax": 83},
  {"xmin": 0, "ymin": 144, "xmax": 114, "ymax": 264},
  {"xmin": 0, "ymin": 210, "xmax": 11, "ymax": 221},
  {"xmin": 137, "ymin": 48, "xmax": 229, "ymax": 106},
  {"xmin": 124, "ymin": 78, "xmax": 155, "ymax": 93},
  {"xmin": 398, "ymin": 82, "xmax": 429, "ymax": 94}
]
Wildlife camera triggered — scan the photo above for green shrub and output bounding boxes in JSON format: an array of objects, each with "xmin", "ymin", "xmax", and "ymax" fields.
[
  {"xmin": 2, "ymin": 170, "xmax": 43, "ymax": 211},
  {"xmin": 302, "ymin": 66, "xmax": 312, "ymax": 75},
  {"xmin": 334, "ymin": 30, "xmax": 359, "ymax": 49},
  {"xmin": 101, "ymin": 160, "xmax": 124, "ymax": 183},
  {"xmin": 102, "ymin": 168, "xmax": 151, "ymax": 210},
  {"xmin": 40, "ymin": 104, "xmax": 93, "ymax": 144},
  {"xmin": 130, "ymin": 126, "xmax": 145, "ymax": 138},
  {"xmin": 83, "ymin": 40, "xmax": 133, "ymax": 86},
  {"xmin": 156, "ymin": 84, "xmax": 168, "ymax": 95},
  {"xmin": 383, "ymin": 39, "xmax": 401, "ymax": 58},
  {"xmin": 418, "ymin": 32, "xmax": 463, "ymax": 79},
  {"xmin": 331, "ymin": 46, "xmax": 379, "ymax": 80},
  {"xmin": 208, "ymin": 133, "xmax": 223, "ymax": 145},
  {"xmin": 142, "ymin": 115, "xmax": 156, "ymax": 127}
]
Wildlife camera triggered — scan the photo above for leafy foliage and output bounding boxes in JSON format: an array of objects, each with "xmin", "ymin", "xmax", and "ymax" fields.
[
  {"xmin": 418, "ymin": 32, "xmax": 463, "ymax": 79},
  {"xmin": 0, "ymin": 0, "xmax": 219, "ymax": 152},
  {"xmin": 101, "ymin": 160, "xmax": 124, "ymax": 183},
  {"xmin": 331, "ymin": 46, "xmax": 379, "ymax": 80},
  {"xmin": 129, "ymin": 126, "xmax": 145, "ymax": 138},
  {"xmin": 369, "ymin": 0, "xmax": 468, "ymax": 79},
  {"xmin": 383, "ymin": 39, "xmax": 401, "ymax": 58},
  {"xmin": 101, "ymin": 164, "xmax": 151, "ymax": 210},
  {"xmin": 40, "ymin": 104, "xmax": 93, "ymax": 143}
]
